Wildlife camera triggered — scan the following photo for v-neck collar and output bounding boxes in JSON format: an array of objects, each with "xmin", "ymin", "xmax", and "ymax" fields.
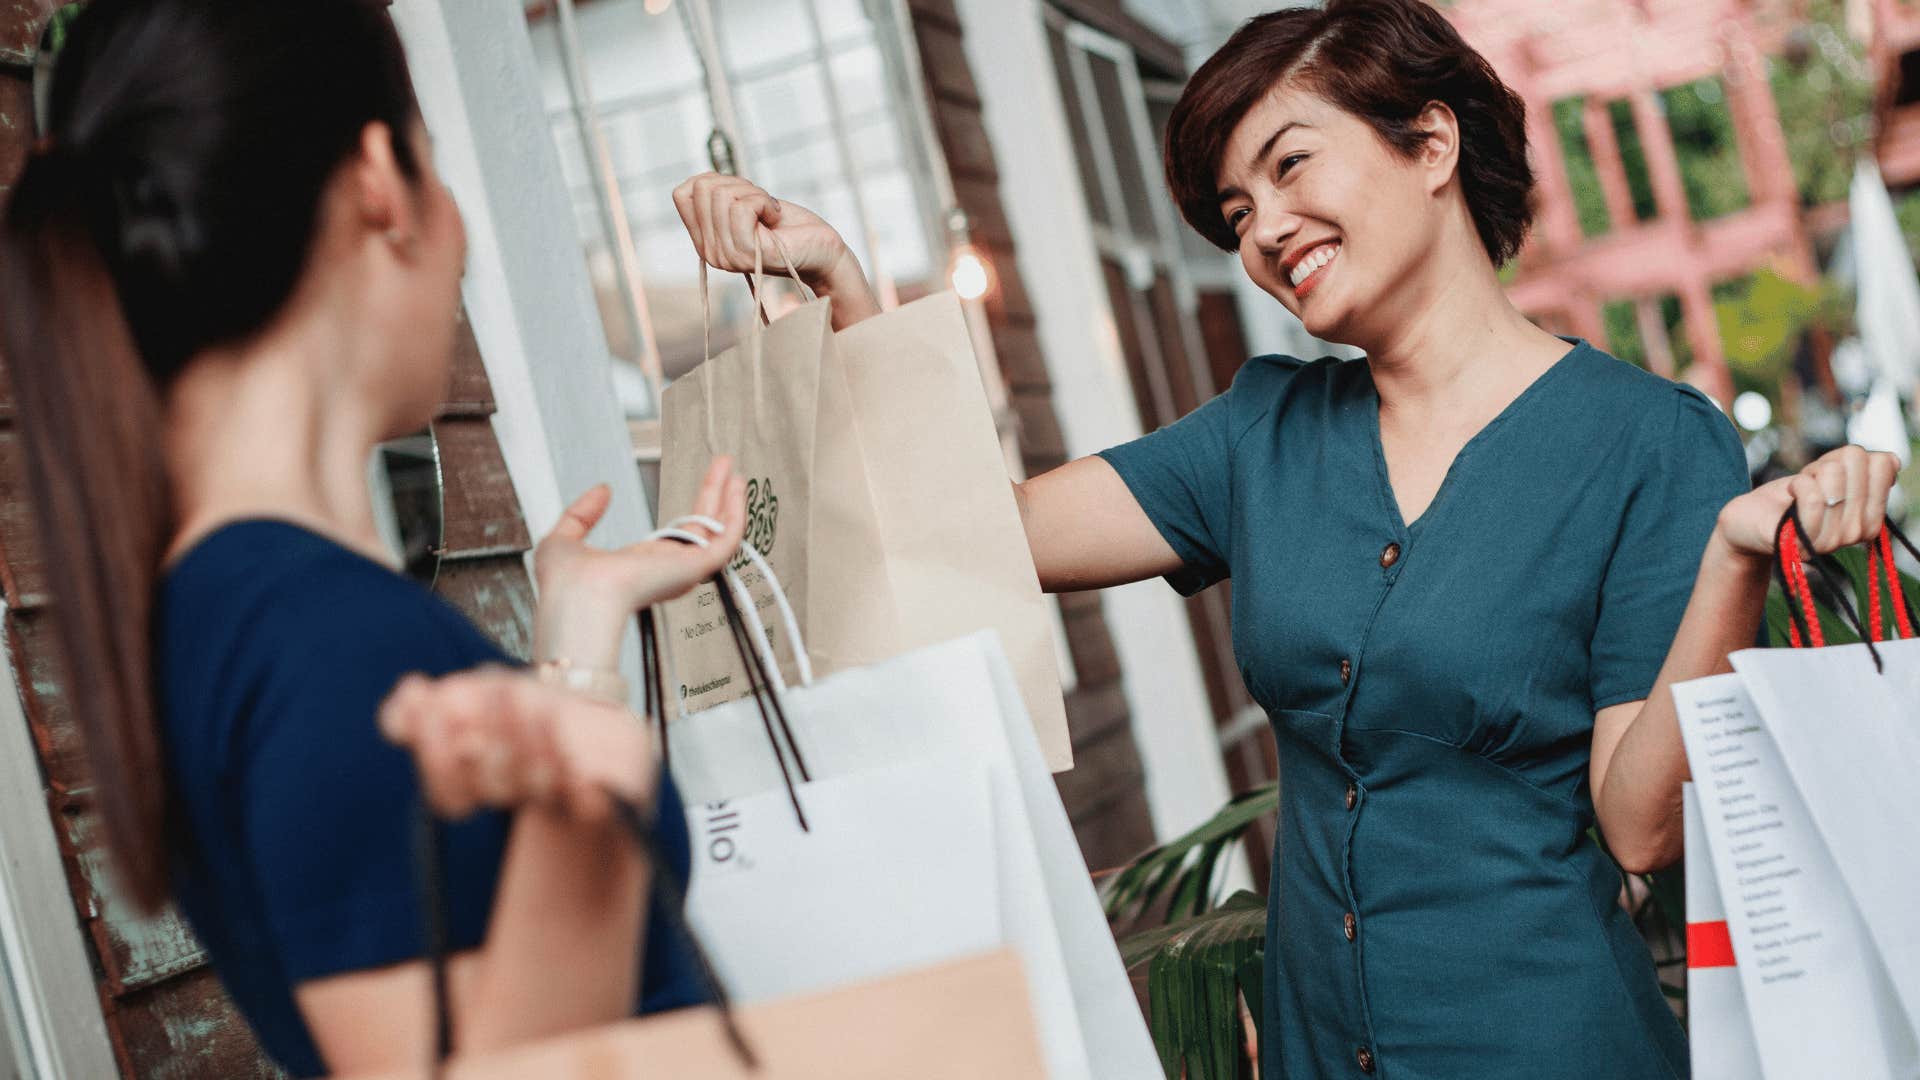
[{"xmin": 1362, "ymin": 338, "xmax": 1592, "ymax": 539}]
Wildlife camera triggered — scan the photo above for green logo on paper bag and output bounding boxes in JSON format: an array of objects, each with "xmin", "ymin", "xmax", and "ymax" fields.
[{"xmin": 731, "ymin": 477, "xmax": 778, "ymax": 571}]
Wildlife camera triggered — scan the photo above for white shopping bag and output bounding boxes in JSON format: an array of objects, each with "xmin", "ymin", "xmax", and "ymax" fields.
[
  {"xmin": 1680, "ymin": 782, "xmax": 1763, "ymax": 1080},
  {"xmin": 1730, "ymin": 636, "xmax": 1920, "ymax": 1030},
  {"xmin": 683, "ymin": 758, "xmax": 1002, "ymax": 1005},
  {"xmin": 660, "ymin": 570, "xmax": 1158, "ymax": 1080},
  {"xmin": 1674, "ymin": 672, "xmax": 1919, "ymax": 1079}
]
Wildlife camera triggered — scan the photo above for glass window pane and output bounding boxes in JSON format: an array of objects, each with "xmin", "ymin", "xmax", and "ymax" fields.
[
  {"xmin": 1150, "ymin": 95, "xmax": 1228, "ymax": 265},
  {"xmin": 1085, "ymin": 50, "xmax": 1159, "ymax": 242},
  {"xmin": 1664, "ymin": 77, "xmax": 1750, "ymax": 222},
  {"xmin": 530, "ymin": 0, "xmax": 942, "ymax": 397},
  {"xmin": 1046, "ymin": 22, "xmax": 1111, "ymax": 227}
]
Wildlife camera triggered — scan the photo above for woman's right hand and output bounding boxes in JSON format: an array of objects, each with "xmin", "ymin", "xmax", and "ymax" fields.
[
  {"xmin": 671, "ymin": 172, "xmax": 882, "ymax": 327},
  {"xmin": 379, "ymin": 667, "xmax": 654, "ymax": 824}
]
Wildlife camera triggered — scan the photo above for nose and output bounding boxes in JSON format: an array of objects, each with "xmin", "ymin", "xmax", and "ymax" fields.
[{"xmin": 1246, "ymin": 198, "xmax": 1300, "ymax": 261}]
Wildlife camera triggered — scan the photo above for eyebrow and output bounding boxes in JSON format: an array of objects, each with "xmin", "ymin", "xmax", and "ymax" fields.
[{"xmin": 1216, "ymin": 121, "xmax": 1309, "ymax": 204}]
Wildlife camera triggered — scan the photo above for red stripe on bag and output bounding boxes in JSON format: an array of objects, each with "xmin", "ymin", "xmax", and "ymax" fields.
[{"xmin": 1688, "ymin": 921, "xmax": 1737, "ymax": 968}]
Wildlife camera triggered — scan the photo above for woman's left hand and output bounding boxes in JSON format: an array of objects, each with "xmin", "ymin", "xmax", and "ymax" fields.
[
  {"xmin": 1713, "ymin": 444, "xmax": 1903, "ymax": 562},
  {"xmin": 380, "ymin": 667, "xmax": 653, "ymax": 822},
  {"xmin": 533, "ymin": 457, "xmax": 747, "ymax": 670}
]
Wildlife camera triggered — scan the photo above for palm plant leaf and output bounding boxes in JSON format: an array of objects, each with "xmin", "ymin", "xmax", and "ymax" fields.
[
  {"xmin": 1122, "ymin": 891, "xmax": 1267, "ymax": 1080},
  {"xmin": 1103, "ymin": 783, "xmax": 1277, "ymax": 923}
]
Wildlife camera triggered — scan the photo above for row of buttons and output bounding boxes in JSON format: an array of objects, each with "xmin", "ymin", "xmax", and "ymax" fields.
[
  {"xmin": 1346, "ymin": 541, "xmax": 1394, "ymax": 1075},
  {"xmin": 1344, "ymin": 777, "xmax": 1366, "ymax": 1073}
]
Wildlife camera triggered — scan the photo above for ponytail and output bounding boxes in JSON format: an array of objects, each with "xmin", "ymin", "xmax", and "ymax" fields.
[
  {"xmin": 2, "ymin": 148, "xmax": 174, "ymax": 911},
  {"xmin": 1, "ymin": 0, "xmax": 425, "ymax": 912}
]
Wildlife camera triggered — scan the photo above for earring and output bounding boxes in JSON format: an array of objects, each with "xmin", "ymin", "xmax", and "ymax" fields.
[{"xmin": 385, "ymin": 228, "xmax": 413, "ymax": 255}]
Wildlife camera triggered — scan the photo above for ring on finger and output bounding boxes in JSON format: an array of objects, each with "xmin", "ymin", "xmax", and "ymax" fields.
[{"xmin": 1825, "ymin": 494, "xmax": 1847, "ymax": 508}]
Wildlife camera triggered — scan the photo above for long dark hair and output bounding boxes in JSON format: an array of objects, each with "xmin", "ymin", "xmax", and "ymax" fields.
[{"xmin": 0, "ymin": 0, "xmax": 423, "ymax": 910}]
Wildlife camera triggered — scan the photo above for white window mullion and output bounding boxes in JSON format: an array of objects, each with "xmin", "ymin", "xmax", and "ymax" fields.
[{"xmin": 0, "ymin": 609, "xmax": 120, "ymax": 1080}]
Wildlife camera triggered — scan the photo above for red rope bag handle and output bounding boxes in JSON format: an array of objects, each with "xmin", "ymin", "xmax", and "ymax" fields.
[{"xmin": 1772, "ymin": 509, "xmax": 1920, "ymax": 670}]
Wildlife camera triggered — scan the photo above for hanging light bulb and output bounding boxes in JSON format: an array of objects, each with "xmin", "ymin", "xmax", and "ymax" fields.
[
  {"xmin": 945, "ymin": 207, "xmax": 996, "ymax": 302},
  {"xmin": 950, "ymin": 248, "xmax": 992, "ymax": 300}
]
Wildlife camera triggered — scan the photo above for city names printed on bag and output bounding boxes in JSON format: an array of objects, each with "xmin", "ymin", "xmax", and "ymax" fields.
[{"xmin": 1689, "ymin": 690, "xmax": 1822, "ymax": 985}]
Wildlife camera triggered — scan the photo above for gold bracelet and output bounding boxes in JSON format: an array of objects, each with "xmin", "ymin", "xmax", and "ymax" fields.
[{"xmin": 533, "ymin": 659, "xmax": 630, "ymax": 705}]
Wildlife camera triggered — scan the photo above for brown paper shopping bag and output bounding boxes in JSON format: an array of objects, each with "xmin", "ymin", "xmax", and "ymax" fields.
[
  {"xmin": 349, "ymin": 950, "xmax": 1048, "ymax": 1079},
  {"xmin": 834, "ymin": 291, "xmax": 1071, "ymax": 769},
  {"xmin": 658, "ymin": 267, "xmax": 902, "ymax": 710}
]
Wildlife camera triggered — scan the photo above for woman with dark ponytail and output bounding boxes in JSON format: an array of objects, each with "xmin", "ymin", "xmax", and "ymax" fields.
[{"xmin": 0, "ymin": 1, "xmax": 744, "ymax": 1074}]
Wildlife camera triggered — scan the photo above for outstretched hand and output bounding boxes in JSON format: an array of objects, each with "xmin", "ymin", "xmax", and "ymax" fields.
[
  {"xmin": 670, "ymin": 172, "xmax": 882, "ymax": 328},
  {"xmin": 533, "ymin": 457, "xmax": 747, "ymax": 670}
]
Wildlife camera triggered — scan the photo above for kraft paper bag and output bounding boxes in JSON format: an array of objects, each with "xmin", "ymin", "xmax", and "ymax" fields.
[
  {"xmin": 658, "ymin": 273, "xmax": 902, "ymax": 709},
  {"xmin": 834, "ymin": 291, "xmax": 1072, "ymax": 770},
  {"xmin": 348, "ymin": 950, "xmax": 1047, "ymax": 1080}
]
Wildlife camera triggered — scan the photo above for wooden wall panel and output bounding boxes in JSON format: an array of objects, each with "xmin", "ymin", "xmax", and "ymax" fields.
[
  {"xmin": 7, "ymin": 610, "xmax": 91, "ymax": 794},
  {"xmin": 441, "ymin": 308, "xmax": 496, "ymax": 417},
  {"xmin": 55, "ymin": 799, "xmax": 207, "ymax": 994},
  {"xmin": 114, "ymin": 969, "xmax": 288, "ymax": 1080},
  {"xmin": 432, "ymin": 418, "xmax": 534, "ymax": 557},
  {"xmin": 0, "ymin": 427, "xmax": 51, "ymax": 608},
  {"xmin": 431, "ymin": 554, "xmax": 538, "ymax": 663}
]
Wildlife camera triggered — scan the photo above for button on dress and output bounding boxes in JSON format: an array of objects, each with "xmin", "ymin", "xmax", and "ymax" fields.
[{"xmin": 1099, "ymin": 342, "xmax": 1748, "ymax": 1079}]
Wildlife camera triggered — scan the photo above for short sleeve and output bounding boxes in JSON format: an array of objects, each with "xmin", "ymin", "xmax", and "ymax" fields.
[
  {"xmin": 1097, "ymin": 357, "xmax": 1295, "ymax": 595},
  {"xmin": 1588, "ymin": 387, "xmax": 1750, "ymax": 710},
  {"xmin": 238, "ymin": 564, "xmax": 511, "ymax": 984}
]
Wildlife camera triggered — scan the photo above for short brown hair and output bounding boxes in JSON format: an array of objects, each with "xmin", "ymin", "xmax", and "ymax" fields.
[{"xmin": 1165, "ymin": 0, "xmax": 1534, "ymax": 264}]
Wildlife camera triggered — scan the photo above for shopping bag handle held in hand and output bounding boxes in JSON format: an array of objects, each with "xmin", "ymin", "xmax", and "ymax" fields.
[
  {"xmin": 696, "ymin": 231, "xmax": 817, "ymax": 366},
  {"xmin": 642, "ymin": 518, "xmax": 813, "ymax": 830},
  {"xmin": 412, "ymin": 789, "xmax": 760, "ymax": 1077},
  {"xmin": 1772, "ymin": 507, "xmax": 1919, "ymax": 672}
]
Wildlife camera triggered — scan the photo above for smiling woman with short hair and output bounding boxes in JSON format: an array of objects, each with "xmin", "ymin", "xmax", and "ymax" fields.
[{"xmin": 673, "ymin": 1, "xmax": 1903, "ymax": 1074}]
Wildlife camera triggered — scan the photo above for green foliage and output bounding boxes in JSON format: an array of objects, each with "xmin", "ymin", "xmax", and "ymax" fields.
[
  {"xmin": 1712, "ymin": 268, "xmax": 1823, "ymax": 393},
  {"xmin": 1769, "ymin": 2, "xmax": 1874, "ymax": 207},
  {"xmin": 1894, "ymin": 189, "xmax": 1920, "ymax": 267},
  {"xmin": 1609, "ymin": 99, "xmax": 1658, "ymax": 223},
  {"xmin": 1553, "ymin": 98, "xmax": 1612, "ymax": 238},
  {"xmin": 1664, "ymin": 78, "xmax": 1751, "ymax": 222},
  {"xmin": 1121, "ymin": 892, "xmax": 1267, "ymax": 1080},
  {"xmin": 1108, "ymin": 788, "xmax": 1275, "ymax": 1079},
  {"xmin": 46, "ymin": 4, "xmax": 84, "ymax": 55},
  {"xmin": 1103, "ymin": 783, "xmax": 1277, "ymax": 925},
  {"xmin": 1603, "ymin": 300, "xmax": 1646, "ymax": 368},
  {"xmin": 1660, "ymin": 295, "xmax": 1694, "ymax": 372}
]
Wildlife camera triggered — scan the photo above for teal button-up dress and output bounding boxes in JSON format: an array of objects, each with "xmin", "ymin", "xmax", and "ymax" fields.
[{"xmin": 1099, "ymin": 342, "xmax": 1748, "ymax": 1079}]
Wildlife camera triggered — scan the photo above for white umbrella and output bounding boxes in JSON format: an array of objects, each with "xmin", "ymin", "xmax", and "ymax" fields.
[
  {"xmin": 1848, "ymin": 378, "xmax": 1912, "ymax": 466},
  {"xmin": 1849, "ymin": 157, "xmax": 1920, "ymax": 389}
]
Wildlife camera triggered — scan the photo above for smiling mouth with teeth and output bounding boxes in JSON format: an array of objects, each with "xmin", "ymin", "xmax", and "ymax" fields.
[{"xmin": 1288, "ymin": 242, "xmax": 1340, "ymax": 298}]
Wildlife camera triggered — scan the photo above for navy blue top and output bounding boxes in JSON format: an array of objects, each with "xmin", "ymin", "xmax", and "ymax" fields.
[
  {"xmin": 157, "ymin": 520, "xmax": 706, "ymax": 1078},
  {"xmin": 1100, "ymin": 342, "xmax": 1749, "ymax": 1079}
]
